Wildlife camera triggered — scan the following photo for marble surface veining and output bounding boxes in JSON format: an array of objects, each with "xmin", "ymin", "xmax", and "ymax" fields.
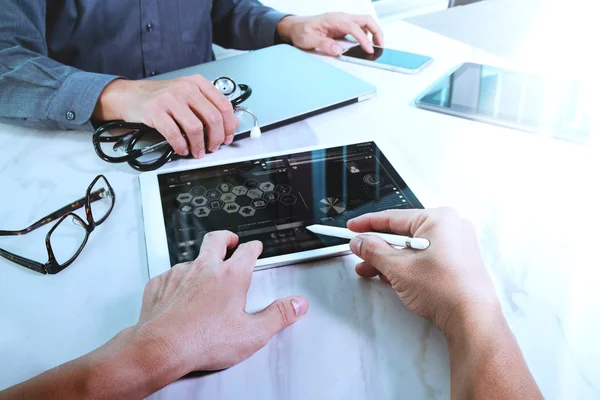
[{"xmin": 1, "ymin": 21, "xmax": 599, "ymax": 400}]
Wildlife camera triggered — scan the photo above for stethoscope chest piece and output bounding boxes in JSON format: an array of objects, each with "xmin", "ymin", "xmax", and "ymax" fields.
[
  {"xmin": 213, "ymin": 77, "xmax": 237, "ymax": 97},
  {"xmin": 212, "ymin": 76, "xmax": 261, "ymax": 138}
]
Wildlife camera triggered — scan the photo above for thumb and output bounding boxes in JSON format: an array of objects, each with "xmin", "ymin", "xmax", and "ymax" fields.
[
  {"xmin": 255, "ymin": 296, "xmax": 309, "ymax": 337},
  {"xmin": 314, "ymin": 37, "xmax": 344, "ymax": 56},
  {"xmin": 349, "ymin": 235, "xmax": 398, "ymax": 276}
]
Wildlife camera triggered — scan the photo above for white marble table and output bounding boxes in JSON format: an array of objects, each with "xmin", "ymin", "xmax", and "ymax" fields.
[{"xmin": 1, "ymin": 21, "xmax": 599, "ymax": 400}]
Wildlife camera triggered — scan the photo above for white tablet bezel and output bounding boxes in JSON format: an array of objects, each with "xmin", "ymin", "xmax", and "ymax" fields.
[
  {"xmin": 139, "ymin": 139, "xmax": 435, "ymax": 279},
  {"xmin": 413, "ymin": 62, "xmax": 592, "ymax": 145}
]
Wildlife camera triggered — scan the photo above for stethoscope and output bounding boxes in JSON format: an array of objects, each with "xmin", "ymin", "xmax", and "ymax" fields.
[{"xmin": 93, "ymin": 77, "xmax": 260, "ymax": 172}]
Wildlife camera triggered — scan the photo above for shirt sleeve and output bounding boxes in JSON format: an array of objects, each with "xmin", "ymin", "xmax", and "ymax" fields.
[
  {"xmin": 0, "ymin": 0, "xmax": 120, "ymax": 131},
  {"xmin": 211, "ymin": 0, "xmax": 289, "ymax": 50}
]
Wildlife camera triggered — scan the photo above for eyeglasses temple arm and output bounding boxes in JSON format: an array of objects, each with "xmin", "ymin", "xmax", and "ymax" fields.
[
  {"xmin": 0, "ymin": 190, "xmax": 104, "ymax": 237},
  {"xmin": 0, "ymin": 247, "xmax": 46, "ymax": 274}
]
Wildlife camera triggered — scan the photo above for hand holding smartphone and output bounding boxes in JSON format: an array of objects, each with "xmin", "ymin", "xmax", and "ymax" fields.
[{"xmin": 339, "ymin": 44, "xmax": 432, "ymax": 74}]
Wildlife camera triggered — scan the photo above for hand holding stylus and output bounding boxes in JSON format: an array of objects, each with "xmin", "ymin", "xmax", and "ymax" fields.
[
  {"xmin": 306, "ymin": 224, "xmax": 430, "ymax": 250},
  {"xmin": 347, "ymin": 208, "xmax": 542, "ymax": 399},
  {"xmin": 347, "ymin": 208, "xmax": 498, "ymax": 330}
]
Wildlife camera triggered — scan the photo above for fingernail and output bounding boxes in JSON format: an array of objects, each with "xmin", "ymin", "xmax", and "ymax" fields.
[
  {"xmin": 291, "ymin": 297, "xmax": 308, "ymax": 317},
  {"xmin": 181, "ymin": 149, "xmax": 189, "ymax": 156},
  {"xmin": 196, "ymin": 149, "xmax": 205, "ymax": 158},
  {"xmin": 210, "ymin": 145, "xmax": 220, "ymax": 153},
  {"xmin": 350, "ymin": 236, "xmax": 363, "ymax": 255},
  {"xmin": 332, "ymin": 43, "xmax": 343, "ymax": 55}
]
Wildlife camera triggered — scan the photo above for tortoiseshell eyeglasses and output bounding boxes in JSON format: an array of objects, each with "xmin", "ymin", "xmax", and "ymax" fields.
[{"xmin": 0, "ymin": 175, "xmax": 115, "ymax": 274}]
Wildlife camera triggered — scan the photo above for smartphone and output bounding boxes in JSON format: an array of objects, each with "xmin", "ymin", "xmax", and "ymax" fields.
[{"xmin": 339, "ymin": 45, "xmax": 433, "ymax": 74}]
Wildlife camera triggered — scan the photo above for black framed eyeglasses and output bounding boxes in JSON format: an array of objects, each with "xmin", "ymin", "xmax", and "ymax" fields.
[{"xmin": 0, "ymin": 175, "xmax": 115, "ymax": 274}]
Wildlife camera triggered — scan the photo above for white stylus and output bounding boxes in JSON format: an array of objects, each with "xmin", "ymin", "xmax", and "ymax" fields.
[{"xmin": 306, "ymin": 224, "xmax": 430, "ymax": 250}]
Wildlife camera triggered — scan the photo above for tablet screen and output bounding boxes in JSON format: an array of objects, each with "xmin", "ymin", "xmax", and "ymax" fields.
[
  {"xmin": 416, "ymin": 63, "xmax": 592, "ymax": 144},
  {"xmin": 157, "ymin": 142, "xmax": 423, "ymax": 265}
]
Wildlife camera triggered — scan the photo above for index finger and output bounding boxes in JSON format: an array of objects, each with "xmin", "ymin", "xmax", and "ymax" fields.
[
  {"xmin": 224, "ymin": 240, "xmax": 263, "ymax": 277},
  {"xmin": 338, "ymin": 20, "xmax": 374, "ymax": 54},
  {"xmin": 197, "ymin": 230, "xmax": 239, "ymax": 264},
  {"xmin": 348, "ymin": 15, "xmax": 384, "ymax": 46},
  {"xmin": 347, "ymin": 209, "xmax": 426, "ymax": 236}
]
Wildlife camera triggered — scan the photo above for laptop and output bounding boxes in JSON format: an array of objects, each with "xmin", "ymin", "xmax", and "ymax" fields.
[{"xmin": 148, "ymin": 44, "xmax": 377, "ymax": 137}]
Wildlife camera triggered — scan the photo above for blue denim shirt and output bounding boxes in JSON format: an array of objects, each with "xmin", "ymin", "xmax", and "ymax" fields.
[{"xmin": 0, "ymin": 0, "xmax": 285, "ymax": 130}]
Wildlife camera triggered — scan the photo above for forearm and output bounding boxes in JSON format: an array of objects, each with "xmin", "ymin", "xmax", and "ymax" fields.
[
  {"xmin": 445, "ymin": 305, "xmax": 543, "ymax": 400},
  {"xmin": 0, "ymin": 328, "xmax": 184, "ymax": 400},
  {"xmin": 1, "ymin": 0, "xmax": 120, "ymax": 131},
  {"xmin": 0, "ymin": 46, "xmax": 119, "ymax": 131}
]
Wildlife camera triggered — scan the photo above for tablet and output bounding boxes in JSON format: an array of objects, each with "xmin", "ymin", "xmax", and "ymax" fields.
[
  {"xmin": 140, "ymin": 142, "xmax": 424, "ymax": 278},
  {"xmin": 415, "ymin": 62, "xmax": 592, "ymax": 144}
]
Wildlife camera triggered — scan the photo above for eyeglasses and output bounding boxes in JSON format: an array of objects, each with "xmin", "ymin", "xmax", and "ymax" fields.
[{"xmin": 0, "ymin": 175, "xmax": 115, "ymax": 274}]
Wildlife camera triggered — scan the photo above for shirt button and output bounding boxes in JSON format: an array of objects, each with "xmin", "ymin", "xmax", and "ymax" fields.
[
  {"xmin": 66, "ymin": 111, "xmax": 76, "ymax": 121},
  {"xmin": 146, "ymin": 23, "xmax": 154, "ymax": 32},
  {"xmin": 150, "ymin": 71, "xmax": 158, "ymax": 76}
]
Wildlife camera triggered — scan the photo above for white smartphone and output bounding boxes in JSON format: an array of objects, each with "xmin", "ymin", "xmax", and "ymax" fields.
[{"xmin": 339, "ymin": 44, "xmax": 433, "ymax": 74}]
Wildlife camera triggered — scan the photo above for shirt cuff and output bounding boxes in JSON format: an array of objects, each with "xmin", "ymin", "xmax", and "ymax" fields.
[
  {"xmin": 47, "ymin": 71, "xmax": 121, "ymax": 131},
  {"xmin": 256, "ymin": 10, "xmax": 289, "ymax": 48}
]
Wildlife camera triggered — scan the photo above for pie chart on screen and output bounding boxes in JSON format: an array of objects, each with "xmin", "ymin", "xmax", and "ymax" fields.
[
  {"xmin": 320, "ymin": 197, "xmax": 346, "ymax": 215},
  {"xmin": 363, "ymin": 174, "xmax": 383, "ymax": 186}
]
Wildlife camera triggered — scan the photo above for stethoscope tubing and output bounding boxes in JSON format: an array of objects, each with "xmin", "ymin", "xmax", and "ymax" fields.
[
  {"xmin": 124, "ymin": 129, "xmax": 178, "ymax": 171},
  {"xmin": 93, "ymin": 121, "xmax": 148, "ymax": 163},
  {"xmin": 93, "ymin": 77, "xmax": 255, "ymax": 170}
]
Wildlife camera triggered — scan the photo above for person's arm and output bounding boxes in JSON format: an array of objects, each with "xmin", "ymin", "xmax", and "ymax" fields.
[
  {"xmin": 0, "ymin": 232, "xmax": 308, "ymax": 399},
  {"xmin": 0, "ymin": 328, "xmax": 181, "ymax": 400},
  {"xmin": 444, "ymin": 304, "xmax": 541, "ymax": 399},
  {"xmin": 211, "ymin": 0, "xmax": 287, "ymax": 50},
  {"xmin": 0, "ymin": 1, "xmax": 237, "ymax": 158},
  {"xmin": 0, "ymin": 0, "xmax": 120, "ymax": 131},
  {"xmin": 210, "ymin": 2, "xmax": 384, "ymax": 57},
  {"xmin": 347, "ymin": 208, "xmax": 543, "ymax": 400}
]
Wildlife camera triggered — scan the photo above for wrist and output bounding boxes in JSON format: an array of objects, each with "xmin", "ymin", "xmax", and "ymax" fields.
[
  {"xmin": 123, "ymin": 325, "xmax": 188, "ymax": 389},
  {"xmin": 85, "ymin": 326, "xmax": 187, "ymax": 398},
  {"xmin": 276, "ymin": 15, "xmax": 299, "ymax": 44},
  {"xmin": 92, "ymin": 78, "xmax": 132, "ymax": 122},
  {"xmin": 0, "ymin": 326, "xmax": 186, "ymax": 400},
  {"xmin": 442, "ymin": 301, "xmax": 506, "ymax": 349}
]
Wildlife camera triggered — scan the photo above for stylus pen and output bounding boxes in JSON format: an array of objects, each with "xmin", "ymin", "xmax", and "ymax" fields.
[{"xmin": 306, "ymin": 225, "xmax": 430, "ymax": 250}]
